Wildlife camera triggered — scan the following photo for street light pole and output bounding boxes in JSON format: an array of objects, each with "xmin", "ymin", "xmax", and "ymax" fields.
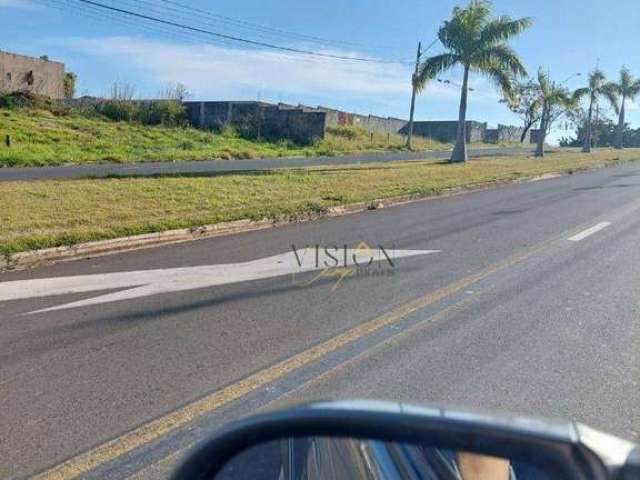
[{"xmin": 406, "ymin": 41, "xmax": 421, "ymax": 150}]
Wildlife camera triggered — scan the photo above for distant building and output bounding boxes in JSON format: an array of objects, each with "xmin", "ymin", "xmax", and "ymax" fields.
[{"xmin": 0, "ymin": 50, "xmax": 65, "ymax": 99}]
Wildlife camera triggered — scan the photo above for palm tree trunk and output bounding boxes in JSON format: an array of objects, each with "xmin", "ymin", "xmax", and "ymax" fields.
[
  {"xmin": 615, "ymin": 97, "xmax": 625, "ymax": 150},
  {"xmin": 451, "ymin": 65, "xmax": 469, "ymax": 163},
  {"xmin": 535, "ymin": 105, "xmax": 547, "ymax": 157},
  {"xmin": 582, "ymin": 94, "xmax": 594, "ymax": 153}
]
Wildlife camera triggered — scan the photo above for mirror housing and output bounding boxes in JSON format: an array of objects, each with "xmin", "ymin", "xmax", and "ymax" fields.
[{"xmin": 172, "ymin": 400, "xmax": 639, "ymax": 480}]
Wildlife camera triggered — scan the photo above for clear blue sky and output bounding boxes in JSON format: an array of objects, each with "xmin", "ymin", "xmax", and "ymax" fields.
[{"xmin": 2, "ymin": 0, "xmax": 639, "ymax": 142}]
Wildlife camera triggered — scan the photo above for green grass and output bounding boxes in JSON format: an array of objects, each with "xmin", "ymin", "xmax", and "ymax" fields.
[
  {"xmin": 1, "ymin": 149, "xmax": 638, "ymax": 257},
  {"xmin": 0, "ymin": 109, "xmax": 455, "ymax": 167},
  {"xmin": 0, "ymin": 109, "xmax": 302, "ymax": 166}
]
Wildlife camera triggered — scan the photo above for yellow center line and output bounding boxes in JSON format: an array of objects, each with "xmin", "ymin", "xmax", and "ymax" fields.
[{"xmin": 33, "ymin": 238, "xmax": 554, "ymax": 480}]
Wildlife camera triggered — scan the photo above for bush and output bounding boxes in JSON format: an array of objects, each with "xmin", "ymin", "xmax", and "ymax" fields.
[
  {"xmin": 0, "ymin": 91, "xmax": 69, "ymax": 115},
  {"xmin": 0, "ymin": 92, "xmax": 19, "ymax": 109},
  {"xmin": 95, "ymin": 100, "xmax": 186, "ymax": 126},
  {"xmin": 63, "ymin": 72, "xmax": 77, "ymax": 99},
  {"xmin": 135, "ymin": 100, "xmax": 186, "ymax": 126},
  {"xmin": 218, "ymin": 124, "xmax": 240, "ymax": 138},
  {"xmin": 325, "ymin": 124, "xmax": 367, "ymax": 140},
  {"xmin": 97, "ymin": 100, "xmax": 137, "ymax": 122}
]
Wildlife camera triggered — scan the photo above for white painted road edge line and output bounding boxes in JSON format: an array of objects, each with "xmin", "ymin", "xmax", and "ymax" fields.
[{"xmin": 568, "ymin": 222, "xmax": 612, "ymax": 242}]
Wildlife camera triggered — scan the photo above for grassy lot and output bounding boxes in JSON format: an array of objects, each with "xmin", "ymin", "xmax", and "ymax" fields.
[
  {"xmin": 0, "ymin": 108, "xmax": 459, "ymax": 167},
  {"xmin": 1, "ymin": 149, "xmax": 638, "ymax": 257}
]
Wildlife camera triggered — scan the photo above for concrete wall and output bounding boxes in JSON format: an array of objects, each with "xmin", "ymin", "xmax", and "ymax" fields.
[
  {"xmin": 0, "ymin": 50, "xmax": 65, "ymax": 99},
  {"xmin": 184, "ymin": 101, "xmax": 326, "ymax": 144},
  {"xmin": 185, "ymin": 100, "xmax": 408, "ymax": 144},
  {"xmin": 405, "ymin": 121, "xmax": 487, "ymax": 144},
  {"xmin": 184, "ymin": 101, "xmax": 264, "ymax": 130},
  {"xmin": 485, "ymin": 124, "xmax": 528, "ymax": 143},
  {"xmin": 530, "ymin": 129, "xmax": 542, "ymax": 144},
  {"xmin": 285, "ymin": 104, "xmax": 408, "ymax": 135},
  {"xmin": 311, "ymin": 105, "xmax": 408, "ymax": 134},
  {"xmin": 184, "ymin": 100, "xmax": 524, "ymax": 146},
  {"xmin": 261, "ymin": 107, "xmax": 326, "ymax": 144}
]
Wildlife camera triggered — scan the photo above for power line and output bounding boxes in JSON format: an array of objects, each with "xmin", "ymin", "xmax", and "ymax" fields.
[
  {"xmin": 64, "ymin": 0, "xmax": 413, "ymax": 64},
  {"xmin": 420, "ymin": 36, "xmax": 440, "ymax": 57},
  {"xmin": 437, "ymin": 78, "xmax": 475, "ymax": 91},
  {"xmin": 41, "ymin": 0, "xmax": 412, "ymax": 72},
  {"xmin": 36, "ymin": 0, "xmax": 415, "ymax": 91},
  {"xmin": 154, "ymin": 0, "xmax": 399, "ymax": 51},
  {"xmin": 436, "ymin": 78, "xmax": 501, "ymax": 100},
  {"xmin": 109, "ymin": 0, "xmax": 405, "ymax": 58},
  {"xmin": 38, "ymin": 0, "xmax": 230, "ymax": 48},
  {"xmin": 101, "ymin": 0, "xmax": 265, "ymax": 49},
  {"xmin": 103, "ymin": 0, "xmax": 322, "ymax": 46},
  {"xmin": 104, "ymin": 0, "xmax": 412, "ymax": 63}
]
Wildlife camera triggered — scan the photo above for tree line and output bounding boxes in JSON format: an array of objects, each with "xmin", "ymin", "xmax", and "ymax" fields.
[{"xmin": 412, "ymin": 0, "xmax": 640, "ymax": 162}]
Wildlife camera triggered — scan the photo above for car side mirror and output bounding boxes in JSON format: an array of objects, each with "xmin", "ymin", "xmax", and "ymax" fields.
[{"xmin": 172, "ymin": 400, "xmax": 640, "ymax": 480}]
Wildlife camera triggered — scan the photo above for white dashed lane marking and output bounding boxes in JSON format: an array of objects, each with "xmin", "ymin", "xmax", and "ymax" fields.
[{"xmin": 568, "ymin": 222, "xmax": 612, "ymax": 242}]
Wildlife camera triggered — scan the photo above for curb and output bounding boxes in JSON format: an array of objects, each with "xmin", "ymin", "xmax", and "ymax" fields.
[
  {"xmin": 0, "ymin": 186, "xmax": 473, "ymax": 271},
  {"xmin": 0, "ymin": 165, "xmax": 616, "ymax": 271},
  {"xmin": 0, "ymin": 218, "xmax": 277, "ymax": 271}
]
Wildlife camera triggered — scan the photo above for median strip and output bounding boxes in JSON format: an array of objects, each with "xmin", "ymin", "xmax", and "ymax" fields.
[{"xmin": 2, "ymin": 149, "xmax": 638, "ymax": 270}]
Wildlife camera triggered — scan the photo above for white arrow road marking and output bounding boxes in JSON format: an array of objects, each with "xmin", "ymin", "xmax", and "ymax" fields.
[
  {"xmin": 0, "ymin": 248, "xmax": 439, "ymax": 314},
  {"xmin": 568, "ymin": 222, "xmax": 611, "ymax": 242}
]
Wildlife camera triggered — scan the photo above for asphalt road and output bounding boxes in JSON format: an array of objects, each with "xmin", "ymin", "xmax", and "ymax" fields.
[
  {"xmin": 0, "ymin": 146, "xmax": 535, "ymax": 181},
  {"xmin": 1, "ymin": 160, "xmax": 639, "ymax": 479}
]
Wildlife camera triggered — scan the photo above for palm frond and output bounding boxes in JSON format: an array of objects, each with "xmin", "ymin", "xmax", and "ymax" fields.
[
  {"xmin": 617, "ymin": 67, "xmax": 640, "ymax": 99},
  {"xmin": 563, "ymin": 91, "xmax": 579, "ymax": 110},
  {"xmin": 475, "ymin": 45, "xmax": 527, "ymax": 77},
  {"xmin": 466, "ymin": 0, "xmax": 492, "ymax": 30},
  {"xmin": 620, "ymin": 67, "xmax": 632, "ymax": 91},
  {"xmin": 480, "ymin": 16, "xmax": 533, "ymax": 45},
  {"xmin": 482, "ymin": 60, "xmax": 517, "ymax": 101},
  {"xmin": 572, "ymin": 87, "xmax": 590, "ymax": 103},
  {"xmin": 536, "ymin": 67, "xmax": 551, "ymax": 97},
  {"xmin": 548, "ymin": 86, "xmax": 573, "ymax": 107},
  {"xmin": 428, "ymin": 0, "xmax": 529, "ymax": 111},
  {"xmin": 414, "ymin": 53, "xmax": 460, "ymax": 91},
  {"xmin": 628, "ymin": 79, "xmax": 640, "ymax": 99},
  {"xmin": 602, "ymin": 83, "xmax": 620, "ymax": 114},
  {"xmin": 589, "ymin": 69, "xmax": 606, "ymax": 90},
  {"xmin": 529, "ymin": 98, "xmax": 543, "ymax": 116},
  {"xmin": 438, "ymin": 0, "xmax": 491, "ymax": 56}
]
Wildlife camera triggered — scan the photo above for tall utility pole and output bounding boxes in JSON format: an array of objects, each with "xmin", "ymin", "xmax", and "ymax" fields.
[
  {"xmin": 406, "ymin": 41, "xmax": 422, "ymax": 150},
  {"xmin": 593, "ymin": 100, "xmax": 600, "ymax": 148}
]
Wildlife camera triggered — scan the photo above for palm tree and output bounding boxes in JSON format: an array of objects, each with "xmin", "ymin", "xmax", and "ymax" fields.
[
  {"xmin": 530, "ymin": 68, "xmax": 575, "ymax": 157},
  {"xmin": 415, "ymin": 0, "xmax": 531, "ymax": 162},
  {"xmin": 609, "ymin": 67, "xmax": 640, "ymax": 149},
  {"xmin": 573, "ymin": 69, "xmax": 618, "ymax": 153}
]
